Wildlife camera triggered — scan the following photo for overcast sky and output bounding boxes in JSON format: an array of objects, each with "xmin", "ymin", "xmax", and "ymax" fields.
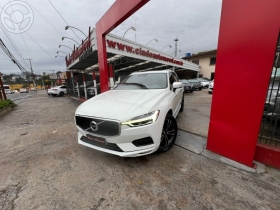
[{"xmin": 0, "ymin": 0, "xmax": 222, "ymax": 75}]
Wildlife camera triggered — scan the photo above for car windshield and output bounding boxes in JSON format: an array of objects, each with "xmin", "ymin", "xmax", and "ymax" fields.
[
  {"xmin": 188, "ymin": 79, "xmax": 199, "ymax": 83},
  {"xmin": 180, "ymin": 79, "xmax": 189, "ymax": 84},
  {"xmin": 114, "ymin": 73, "xmax": 167, "ymax": 90},
  {"xmin": 197, "ymin": 78, "xmax": 208, "ymax": 81}
]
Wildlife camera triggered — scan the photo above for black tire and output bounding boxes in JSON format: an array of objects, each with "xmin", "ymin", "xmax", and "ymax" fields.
[
  {"xmin": 179, "ymin": 95, "xmax": 184, "ymax": 112},
  {"xmin": 157, "ymin": 114, "xmax": 178, "ymax": 153},
  {"xmin": 52, "ymin": 94, "xmax": 57, "ymax": 97},
  {"xmin": 190, "ymin": 90, "xmax": 193, "ymax": 93},
  {"xmin": 199, "ymin": 88, "xmax": 202, "ymax": 90},
  {"xmin": 208, "ymin": 91, "xmax": 212, "ymax": 94},
  {"xmin": 59, "ymin": 91, "xmax": 64, "ymax": 97}
]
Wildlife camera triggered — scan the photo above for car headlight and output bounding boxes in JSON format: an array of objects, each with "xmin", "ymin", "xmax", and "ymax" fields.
[{"xmin": 122, "ymin": 110, "xmax": 160, "ymax": 127}]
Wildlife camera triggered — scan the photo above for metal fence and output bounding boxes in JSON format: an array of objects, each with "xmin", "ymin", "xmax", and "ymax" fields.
[
  {"xmin": 66, "ymin": 73, "xmax": 100, "ymax": 99},
  {"xmin": 258, "ymin": 48, "xmax": 280, "ymax": 147}
]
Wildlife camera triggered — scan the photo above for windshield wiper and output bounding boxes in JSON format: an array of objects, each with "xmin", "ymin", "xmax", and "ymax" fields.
[{"xmin": 121, "ymin": 83, "xmax": 148, "ymax": 89}]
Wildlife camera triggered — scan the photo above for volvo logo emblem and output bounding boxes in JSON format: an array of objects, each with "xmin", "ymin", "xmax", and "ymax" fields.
[
  {"xmin": 90, "ymin": 120, "xmax": 105, "ymax": 132},
  {"xmin": 90, "ymin": 121, "xmax": 98, "ymax": 131}
]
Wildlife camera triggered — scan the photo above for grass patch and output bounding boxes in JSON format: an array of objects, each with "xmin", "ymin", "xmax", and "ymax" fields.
[{"xmin": 0, "ymin": 99, "xmax": 16, "ymax": 110}]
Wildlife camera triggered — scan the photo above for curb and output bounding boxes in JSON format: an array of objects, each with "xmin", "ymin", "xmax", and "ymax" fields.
[
  {"xmin": 0, "ymin": 106, "xmax": 14, "ymax": 118},
  {"xmin": 176, "ymin": 130, "xmax": 267, "ymax": 174}
]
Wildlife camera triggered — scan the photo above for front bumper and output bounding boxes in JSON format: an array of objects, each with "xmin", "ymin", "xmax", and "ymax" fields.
[{"xmin": 77, "ymin": 113, "xmax": 165, "ymax": 157}]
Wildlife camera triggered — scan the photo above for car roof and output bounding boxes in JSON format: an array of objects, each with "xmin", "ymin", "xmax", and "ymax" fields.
[{"xmin": 130, "ymin": 69, "xmax": 174, "ymax": 75}]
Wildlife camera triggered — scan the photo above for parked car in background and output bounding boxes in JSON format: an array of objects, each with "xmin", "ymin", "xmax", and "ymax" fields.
[
  {"xmin": 208, "ymin": 79, "xmax": 214, "ymax": 94},
  {"xmin": 75, "ymin": 70, "xmax": 184, "ymax": 157},
  {"xmin": 263, "ymin": 85, "xmax": 280, "ymax": 120},
  {"xmin": 196, "ymin": 78, "xmax": 210, "ymax": 88},
  {"xmin": 187, "ymin": 79, "xmax": 202, "ymax": 90},
  {"xmin": 20, "ymin": 88, "xmax": 28, "ymax": 93},
  {"xmin": 271, "ymin": 68, "xmax": 280, "ymax": 81},
  {"xmin": 87, "ymin": 83, "xmax": 101, "ymax": 98},
  {"xmin": 47, "ymin": 86, "xmax": 67, "ymax": 97},
  {"xmin": 78, "ymin": 81, "xmax": 101, "ymax": 98},
  {"xmin": 30, "ymin": 87, "xmax": 36, "ymax": 91},
  {"xmin": 5, "ymin": 89, "xmax": 13, "ymax": 94},
  {"xmin": 180, "ymin": 79, "xmax": 193, "ymax": 93}
]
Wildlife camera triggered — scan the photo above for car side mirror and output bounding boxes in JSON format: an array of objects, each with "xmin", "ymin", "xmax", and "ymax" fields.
[{"xmin": 173, "ymin": 82, "xmax": 182, "ymax": 92}]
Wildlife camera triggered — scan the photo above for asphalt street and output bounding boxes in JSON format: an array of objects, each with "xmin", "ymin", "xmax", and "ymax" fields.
[
  {"xmin": 0, "ymin": 90, "xmax": 280, "ymax": 209},
  {"xmin": 6, "ymin": 91, "xmax": 36, "ymax": 104}
]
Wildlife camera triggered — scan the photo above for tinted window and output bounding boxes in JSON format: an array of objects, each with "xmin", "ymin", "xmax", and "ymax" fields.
[{"xmin": 115, "ymin": 73, "xmax": 167, "ymax": 90}]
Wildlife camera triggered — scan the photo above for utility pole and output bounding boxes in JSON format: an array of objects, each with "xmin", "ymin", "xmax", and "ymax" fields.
[
  {"xmin": 134, "ymin": 18, "xmax": 138, "ymax": 42},
  {"xmin": 174, "ymin": 38, "xmax": 179, "ymax": 57},
  {"xmin": 173, "ymin": 38, "xmax": 179, "ymax": 71},
  {"xmin": 24, "ymin": 58, "xmax": 37, "ymax": 91}
]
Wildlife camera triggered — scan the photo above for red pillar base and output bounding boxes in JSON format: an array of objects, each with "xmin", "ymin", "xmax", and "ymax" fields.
[{"xmin": 254, "ymin": 144, "xmax": 280, "ymax": 169}]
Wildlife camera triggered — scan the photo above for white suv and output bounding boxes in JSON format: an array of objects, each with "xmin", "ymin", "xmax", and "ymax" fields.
[
  {"xmin": 47, "ymin": 86, "xmax": 67, "ymax": 97},
  {"xmin": 75, "ymin": 70, "xmax": 184, "ymax": 157}
]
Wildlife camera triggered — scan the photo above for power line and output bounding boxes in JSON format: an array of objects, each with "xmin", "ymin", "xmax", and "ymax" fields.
[
  {"xmin": 46, "ymin": 0, "xmax": 81, "ymax": 42},
  {"xmin": 24, "ymin": 0, "xmax": 69, "ymax": 40},
  {"xmin": 0, "ymin": 25, "xmax": 30, "ymax": 69},
  {"xmin": 25, "ymin": 32, "xmax": 65, "ymax": 68},
  {"xmin": 0, "ymin": 38, "xmax": 28, "ymax": 73}
]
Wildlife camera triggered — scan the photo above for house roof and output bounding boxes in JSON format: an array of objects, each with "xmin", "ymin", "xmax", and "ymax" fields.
[{"xmin": 183, "ymin": 49, "xmax": 217, "ymax": 60}]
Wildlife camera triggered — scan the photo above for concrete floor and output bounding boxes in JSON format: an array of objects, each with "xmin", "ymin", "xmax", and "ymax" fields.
[
  {"xmin": 177, "ymin": 88, "xmax": 211, "ymax": 137},
  {"xmin": 0, "ymin": 90, "xmax": 280, "ymax": 209}
]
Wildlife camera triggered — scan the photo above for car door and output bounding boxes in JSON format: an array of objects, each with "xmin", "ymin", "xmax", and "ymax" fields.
[
  {"xmin": 169, "ymin": 72, "xmax": 183, "ymax": 116},
  {"xmin": 60, "ymin": 86, "xmax": 67, "ymax": 94}
]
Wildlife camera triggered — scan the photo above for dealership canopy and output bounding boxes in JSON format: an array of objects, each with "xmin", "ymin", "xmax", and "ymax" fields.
[{"xmin": 65, "ymin": 28, "xmax": 199, "ymax": 74}]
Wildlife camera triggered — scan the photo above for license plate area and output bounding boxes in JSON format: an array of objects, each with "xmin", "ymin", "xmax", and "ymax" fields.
[{"xmin": 86, "ymin": 134, "xmax": 107, "ymax": 144}]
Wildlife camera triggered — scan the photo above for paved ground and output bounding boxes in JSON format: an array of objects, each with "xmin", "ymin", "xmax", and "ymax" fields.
[
  {"xmin": 6, "ymin": 92, "xmax": 35, "ymax": 105},
  {"xmin": 177, "ymin": 88, "xmax": 211, "ymax": 137},
  {"xmin": 1, "ymin": 90, "xmax": 280, "ymax": 209}
]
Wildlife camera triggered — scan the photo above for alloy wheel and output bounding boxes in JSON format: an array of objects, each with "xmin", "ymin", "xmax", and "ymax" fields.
[{"xmin": 160, "ymin": 119, "xmax": 176, "ymax": 148}]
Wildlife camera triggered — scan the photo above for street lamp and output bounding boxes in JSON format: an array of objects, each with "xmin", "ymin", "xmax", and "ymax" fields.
[
  {"xmin": 65, "ymin": 26, "xmax": 87, "ymax": 37},
  {"xmin": 160, "ymin": 45, "xmax": 172, "ymax": 52},
  {"xmin": 62, "ymin": 37, "xmax": 79, "ymax": 45},
  {"xmin": 123, "ymin": 27, "xmax": 136, "ymax": 38},
  {"xmin": 57, "ymin": 51, "xmax": 68, "ymax": 55},
  {"xmin": 146, "ymin": 39, "xmax": 158, "ymax": 46},
  {"xmin": 170, "ymin": 50, "xmax": 181, "ymax": 56},
  {"xmin": 59, "ymin": 45, "xmax": 73, "ymax": 51},
  {"xmin": 55, "ymin": 55, "xmax": 66, "ymax": 58}
]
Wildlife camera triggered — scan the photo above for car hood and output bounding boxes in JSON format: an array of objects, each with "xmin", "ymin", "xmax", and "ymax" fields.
[
  {"xmin": 75, "ymin": 89, "xmax": 168, "ymax": 122},
  {"xmin": 183, "ymin": 83, "xmax": 192, "ymax": 87}
]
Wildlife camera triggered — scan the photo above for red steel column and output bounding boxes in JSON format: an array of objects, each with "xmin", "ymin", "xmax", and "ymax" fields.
[
  {"xmin": 96, "ymin": 0, "xmax": 149, "ymax": 93},
  {"xmin": 207, "ymin": 0, "xmax": 280, "ymax": 166}
]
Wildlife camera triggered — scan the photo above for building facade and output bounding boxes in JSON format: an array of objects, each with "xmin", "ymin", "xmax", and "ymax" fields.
[{"xmin": 184, "ymin": 50, "xmax": 216, "ymax": 80}]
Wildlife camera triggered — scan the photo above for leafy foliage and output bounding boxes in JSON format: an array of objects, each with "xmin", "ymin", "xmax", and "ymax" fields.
[{"xmin": 0, "ymin": 100, "xmax": 16, "ymax": 110}]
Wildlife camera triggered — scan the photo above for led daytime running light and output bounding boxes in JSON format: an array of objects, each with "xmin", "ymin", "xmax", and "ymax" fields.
[{"xmin": 122, "ymin": 110, "xmax": 160, "ymax": 127}]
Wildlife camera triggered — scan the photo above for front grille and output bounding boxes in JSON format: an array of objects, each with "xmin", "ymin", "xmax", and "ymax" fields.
[
  {"xmin": 76, "ymin": 115, "xmax": 120, "ymax": 136},
  {"xmin": 80, "ymin": 136, "xmax": 123, "ymax": 152},
  {"xmin": 132, "ymin": 137, "xmax": 154, "ymax": 147}
]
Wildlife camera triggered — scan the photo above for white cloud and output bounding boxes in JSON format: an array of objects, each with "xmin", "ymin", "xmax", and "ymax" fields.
[{"xmin": 0, "ymin": 0, "xmax": 222, "ymax": 74}]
